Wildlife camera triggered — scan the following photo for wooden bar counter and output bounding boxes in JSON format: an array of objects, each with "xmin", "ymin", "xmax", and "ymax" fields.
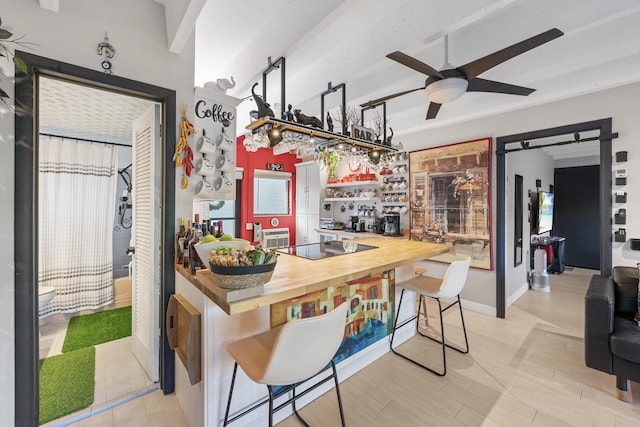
[
  {"xmin": 173, "ymin": 237, "xmax": 450, "ymax": 427},
  {"xmin": 177, "ymin": 237, "xmax": 450, "ymax": 315}
]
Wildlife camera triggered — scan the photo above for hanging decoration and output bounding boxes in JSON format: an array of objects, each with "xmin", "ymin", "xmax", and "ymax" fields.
[
  {"xmin": 174, "ymin": 105, "xmax": 195, "ymax": 188},
  {"xmin": 96, "ymin": 33, "xmax": 115, "ymax": 75}
]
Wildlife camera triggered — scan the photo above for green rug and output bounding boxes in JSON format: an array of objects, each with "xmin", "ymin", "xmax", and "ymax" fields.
[
  {"xmin": 62, "ymin": 305, "xmax": 132, "ymax": 353},
  {"xmin": 39, "ymin": 347, "xmax": 95, "ymax": 425}
]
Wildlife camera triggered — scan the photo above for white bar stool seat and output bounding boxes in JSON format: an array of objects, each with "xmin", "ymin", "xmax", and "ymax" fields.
[
  {"xmin": 223, "ymin": 303, "xmax": 349, "ymax": 426},
  {"xmin": 390, "ymin": 257, "xmax": 472, "ymax": 376}
]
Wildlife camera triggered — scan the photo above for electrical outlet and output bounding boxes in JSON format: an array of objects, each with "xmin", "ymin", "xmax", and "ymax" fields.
[{"xmin": 245, "ymin": 222, "xmax": 253, "ymax": 230}]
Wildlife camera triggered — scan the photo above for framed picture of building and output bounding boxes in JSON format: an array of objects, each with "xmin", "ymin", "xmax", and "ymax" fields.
[{"xmin": 409, "ymin": 137, "xmax": 493, "ymax": 270}]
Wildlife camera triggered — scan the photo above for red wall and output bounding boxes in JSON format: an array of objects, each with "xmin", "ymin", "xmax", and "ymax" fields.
[{"xmin": 236, "ymin": 135, "xmax": 301, "ymax": 245}]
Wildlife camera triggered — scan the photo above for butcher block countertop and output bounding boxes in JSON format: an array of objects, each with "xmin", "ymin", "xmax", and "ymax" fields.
[{"xmin": 177, "ymin": 237, "xmax": 450, "ymax": 316}]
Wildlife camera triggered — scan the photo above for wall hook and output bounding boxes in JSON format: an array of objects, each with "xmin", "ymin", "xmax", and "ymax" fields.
[{"xmin": 97, "ymin": 32, "xmax": 115, "ymax": 74}]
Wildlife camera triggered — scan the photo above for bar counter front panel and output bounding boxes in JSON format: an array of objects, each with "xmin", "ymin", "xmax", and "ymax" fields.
[{"xmin": 175, "ymin": 238, "xmax": 449, "ymax": 426}]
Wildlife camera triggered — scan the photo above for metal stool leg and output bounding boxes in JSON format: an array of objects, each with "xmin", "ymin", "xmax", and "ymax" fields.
[
  {"xmin": 267, "ymin": 385, "xmax": 274, "ymax": 427},
  {"xmin": 331, "ymin": 360, "xmax": 347, "ymax": 427},
  {"xmin": 223, "ymin": 362, "xmax": 239, "ymax": 426},
  {"xmin": 291, "ymin": 384, "xmax": 310, "ymax": 427}
]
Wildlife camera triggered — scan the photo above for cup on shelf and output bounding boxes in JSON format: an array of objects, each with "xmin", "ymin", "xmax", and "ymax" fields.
[
  {"xmin": 212, "ymin": 173, "xmax": 233, "ymax": 194},
  {"xmin": 193, "ymin": 157, "xmax": 216, "ymax": 176},
  {"xmin": 193, "ymin": 177, "xmax": 216, "ymax": 198},
  {"xmin": 215, "ymin": 127, "xmax": 235, "ymax": 145},
  {"xmin": 214, "ymin": 152, "xmax": 235, "ymax": 173},
  {"xmin": 195, "ymin": 129, "xmax": 220, "ymax": 154}
]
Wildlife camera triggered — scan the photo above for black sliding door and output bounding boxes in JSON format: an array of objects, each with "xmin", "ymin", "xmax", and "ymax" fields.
[{"xmin": 554, "ymin": 165, "xmax": 600, "ymax": 269}]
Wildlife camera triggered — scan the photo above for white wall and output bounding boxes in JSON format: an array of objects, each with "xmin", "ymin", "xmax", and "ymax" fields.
[
  {"xmin": 506, "ymin": 148, "xmax": 554, "ymax": 300},
  {"xmin": 1, "ymin": 1, "xmax": 196, "ymax": 424},
  {"xmin": 400, "ymin": 81, "xmax": 640, "ymax": 312}
]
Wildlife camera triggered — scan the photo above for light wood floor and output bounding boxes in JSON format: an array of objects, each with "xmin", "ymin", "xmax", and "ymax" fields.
[
  {"xmin": 59, "ymin": 267, "xmax": 638, "ymax": 426},
  {"xmin": 278, "ymin": 267, "xmax": 640, "ymax": 426}
]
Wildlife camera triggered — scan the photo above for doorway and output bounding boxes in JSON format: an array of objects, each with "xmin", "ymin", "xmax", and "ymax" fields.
[
  {"xmin": 14, "ymin": 52, "xmax": 176, "ymax": 425},
  {"xmin": 496, "ymin": 119, "xmax": 614, "ymax": 318}
]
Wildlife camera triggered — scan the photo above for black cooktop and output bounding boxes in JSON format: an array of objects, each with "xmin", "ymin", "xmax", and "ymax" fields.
[{"xmin": 277, "ymin": 240, "xmax": 378, "ymax": 260}]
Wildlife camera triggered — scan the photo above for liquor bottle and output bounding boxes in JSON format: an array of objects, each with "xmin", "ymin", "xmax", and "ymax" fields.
[
  {"xmin": 182, "ymin": 219, "xmax": 193, "ymax": 267},
  {"xmin": 202, "ymin": 219, "xmax": 210, "ymax": 236},
  {"xmin": 175, "ymin": 217, "xmax": 186, "ymax": 264},
  {"xmin": 189, "ymin": 214, "xmax": 204, "ymax": 273},
  {"xmin": 215, "ymin": 220, "xmax": 224, "ymax": 238}
]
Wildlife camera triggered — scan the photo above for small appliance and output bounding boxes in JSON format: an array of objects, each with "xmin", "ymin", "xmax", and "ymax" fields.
[
  {"xmin": 383, "ymin": 213, "xmax": 401, "ymax": 236},
  {"xmin": 347, "ymin": 215, "xmax": 360, "ymax": 232},
  {"xmin": 372, "ymin": 217, "xmax": 385, "ymax": 234}
]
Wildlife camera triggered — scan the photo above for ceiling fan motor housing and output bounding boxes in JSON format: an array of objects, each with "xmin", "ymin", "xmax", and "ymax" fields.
[{"xmin": 425, "ymin": 69, "xmax": 469, "ymax": 104}]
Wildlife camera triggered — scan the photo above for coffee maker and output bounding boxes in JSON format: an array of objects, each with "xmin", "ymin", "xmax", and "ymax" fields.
[
  {"xmin": 383, "ymin": 213, "xmax": 401, "ymax": 236},
  {"xmin": 372, "ymin": 216, "xmax": 385, "ymax": 234},
  {"xmin": 347, "ymin": 215, "xmax": 360, "ymax": 232}
]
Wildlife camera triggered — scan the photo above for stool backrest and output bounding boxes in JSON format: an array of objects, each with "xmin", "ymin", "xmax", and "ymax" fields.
[
  {"xmin": 261, "ymin": 303, "xmax": 348, "ymax": 385},
  {"xmin": 438, "ymin": 257, "xmax": 472, "ymax": 298}
]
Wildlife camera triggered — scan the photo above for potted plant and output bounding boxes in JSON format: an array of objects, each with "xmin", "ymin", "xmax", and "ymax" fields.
[
  {"xmin": 317, "ymin": 146, "xmax": 340, "ymax": 182},
  {"xmin": 0, "ymin": 17, "xmax": 32, "ymax": 105}
]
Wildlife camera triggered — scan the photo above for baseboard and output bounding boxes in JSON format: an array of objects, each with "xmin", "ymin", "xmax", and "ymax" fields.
[
  {"xmin": 460, "ymin": 298, "xmax": 496, "ymax": 317},
  {"xmin": 507, "ymin": 282, "xmax": 529, "ymax": 307}
]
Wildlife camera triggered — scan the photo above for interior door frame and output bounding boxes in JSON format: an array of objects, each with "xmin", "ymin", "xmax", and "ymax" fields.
[
  {"xmin": 496, "ymin": 118, "xmax": 613, "ymax": 318},
  {"xmin": 14, "ymin": 51, "xmax": 176, "ymax": 425}
]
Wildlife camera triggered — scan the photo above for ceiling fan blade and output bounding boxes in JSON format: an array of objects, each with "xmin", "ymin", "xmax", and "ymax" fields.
[
  {"xmin": 360, "ymin": 86, "xmax": 425, "ymax": 108},
  {"xmin": 387, "ymin": 51, "xmax": 444, "ymax": 79},
  {"xmin": 467, "ymin": 78, "xmax": 535, "ymax": 96},
  {"xmin": 426, "ymin": 102, "xmax": 441, "ymax": 120},
  {"xmin": 458, "ymin": 28, "xmax": 563, "ymax": 80}
]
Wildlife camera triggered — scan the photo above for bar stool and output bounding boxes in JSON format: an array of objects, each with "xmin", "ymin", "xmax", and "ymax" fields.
[
  {"xmin": 390, "ymin": 257, "xmax": 471, "ymax": 376},
  {"xmin": 223, "ymin": 303, "xmax": 349, "ymax": 426}
]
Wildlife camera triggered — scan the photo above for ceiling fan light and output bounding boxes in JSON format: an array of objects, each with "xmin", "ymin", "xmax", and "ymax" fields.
[{"xmin": 425, "ymin": 78, "xmax": 468, "ymax": 104}]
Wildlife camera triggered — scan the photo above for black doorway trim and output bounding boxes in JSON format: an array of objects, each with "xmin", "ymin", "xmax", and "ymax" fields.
[
  {"xmin": 496, "ymin": 119, "xmax": 613, "ymax": 318},
  {"xmin": 14, "ymin": 52, "xmax": 176, "ymax": 426}
]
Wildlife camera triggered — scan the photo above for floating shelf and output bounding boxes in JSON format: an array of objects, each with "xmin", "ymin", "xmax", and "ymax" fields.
[
  {"xmin": 246, "ymin": 117, "xmax": 399, "ymax": 152},
  {"xmin": 324, "ymin": 197, "xmax": 378, "ymax": 202},
  {"xmin": 326, "ymin": 180, "xmax": 379, "ymax": 187}
]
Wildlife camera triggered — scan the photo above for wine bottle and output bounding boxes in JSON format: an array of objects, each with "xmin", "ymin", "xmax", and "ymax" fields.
[
  {"xmin": 189, "ymin": 214, "xmax": 204, "ymax": 273},
  {"xmin": 182, "ymin": 219, "xmax": 193, "ymax": 267},
  {"xmin": 175, "ymin": 217, "xmax": 186, "ymax": 264},
  {"xmin": 215, "ymin": 220, "xmax": 224, "ymax": 238}
]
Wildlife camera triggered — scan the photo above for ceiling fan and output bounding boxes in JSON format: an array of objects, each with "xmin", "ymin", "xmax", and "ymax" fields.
[{"xmin": 361, "ymin": 28, "xmax": 563, "ymax": 120}]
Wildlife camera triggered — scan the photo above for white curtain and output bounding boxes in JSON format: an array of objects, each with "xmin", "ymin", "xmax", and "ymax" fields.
[{"xmin": 39, "ymin": 136, "xmax": 118, "ymax": 316}]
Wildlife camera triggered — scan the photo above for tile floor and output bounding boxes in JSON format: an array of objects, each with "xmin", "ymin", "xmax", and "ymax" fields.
[{"xmin": 39, "ymin": 308, "xmax": 185, "ymax": 426}]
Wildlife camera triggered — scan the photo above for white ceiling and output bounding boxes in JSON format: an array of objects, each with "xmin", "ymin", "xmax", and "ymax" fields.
[
  {"xmin": 36, "ymin": 0, "xmax": 640, "ymax": 160},
  {"xmin": 194, "ymin": 0, "xmax": 640, "ymax": 143},
  {"xmin": 39, "ymin": 77, "xmax": 156, "ymax": 145}
]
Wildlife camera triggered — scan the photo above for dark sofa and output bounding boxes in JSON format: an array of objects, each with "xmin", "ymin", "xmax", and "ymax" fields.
[{"xmin": 585, "ymin": 267, "xmax": 640, "ymax": 399}]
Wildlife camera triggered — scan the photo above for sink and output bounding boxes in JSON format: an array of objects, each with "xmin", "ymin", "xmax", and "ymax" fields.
[{"xmin": 38, "ymin": 286, "xmax": 56, "ymax": 308}]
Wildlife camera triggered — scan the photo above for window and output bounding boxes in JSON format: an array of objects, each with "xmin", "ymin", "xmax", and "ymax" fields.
[{"xmin": 253, "ymin": 169, "xmax": 291, "ymax": 216}]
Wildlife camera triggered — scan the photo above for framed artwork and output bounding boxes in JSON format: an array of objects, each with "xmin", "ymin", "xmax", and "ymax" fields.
[
  {"xmin": 409, "ymin": 137, "xmax": 493, "ymax": 270},
  {"xmin": 270, "ymin": 270, "xmax": 395, "ymax": 364}
]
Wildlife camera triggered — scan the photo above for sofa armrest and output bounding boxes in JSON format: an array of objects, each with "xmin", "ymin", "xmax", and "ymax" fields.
[{"xmin": 584, "ymin": 274, "xmax": 615, "ymax": 374}]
